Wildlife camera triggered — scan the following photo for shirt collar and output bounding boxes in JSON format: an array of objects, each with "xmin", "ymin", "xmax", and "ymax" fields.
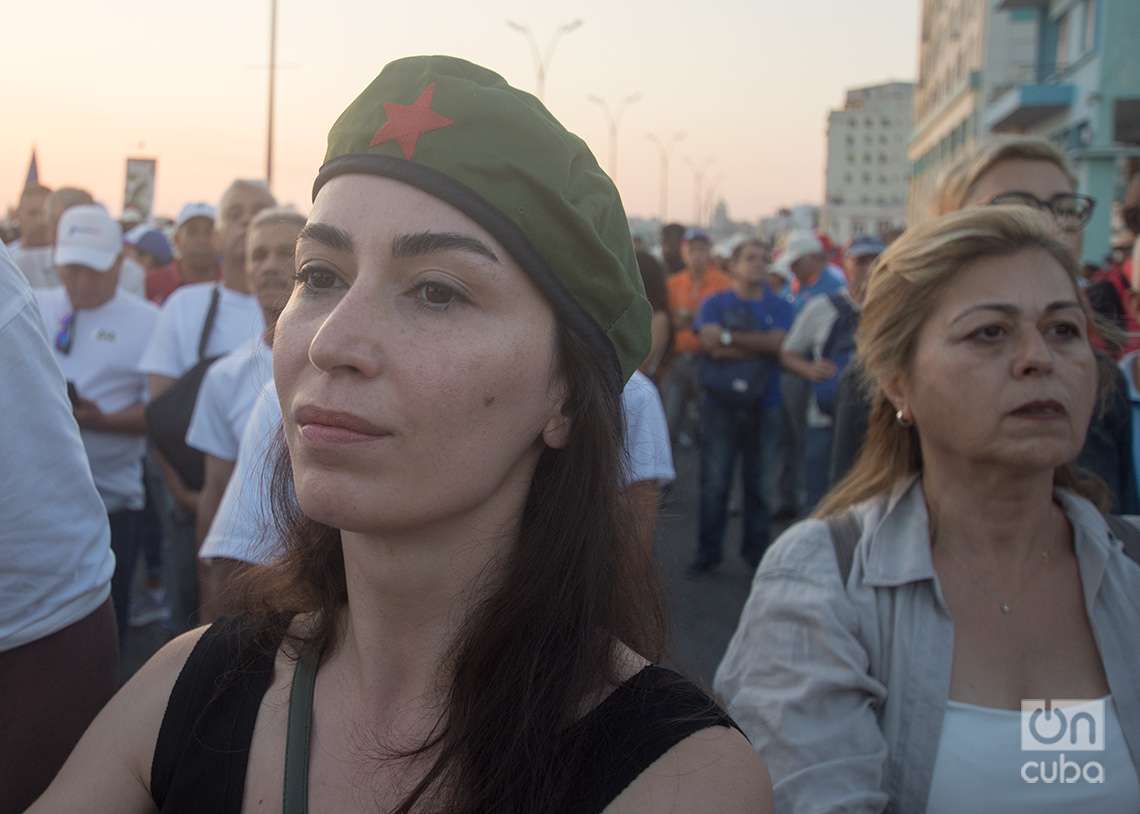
[{"xmin": 861, "ymin": 474, "xmax": 1116, "ymax": 613}]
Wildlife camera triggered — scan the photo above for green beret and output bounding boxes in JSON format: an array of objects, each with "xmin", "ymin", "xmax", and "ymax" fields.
[{"xmin": 314, "ymin": 55, "xmax": 650, "ymax": 390}]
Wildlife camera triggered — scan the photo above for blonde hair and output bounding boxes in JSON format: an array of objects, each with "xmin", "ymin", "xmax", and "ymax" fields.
[
  {"xmin": 816, "ymin": 206, "xmax": 1115, "ymax": 518},
  {"xmin": 933, "ymin": 136, "xmax": 1077, "ymax": 217}
]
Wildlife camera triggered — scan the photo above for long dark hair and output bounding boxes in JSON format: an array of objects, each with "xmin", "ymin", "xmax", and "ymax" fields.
[{"xmin": 240, "ymin": 322, "xmax": 666, "ymax": 812}]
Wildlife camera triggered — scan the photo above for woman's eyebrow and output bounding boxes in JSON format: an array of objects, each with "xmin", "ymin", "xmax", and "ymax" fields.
[
  {"xmin": 391, "ymin": 231, "xmax": 500, "ymax": 263},
  {"xmin": 950, "ymin": 300, "xmax": 1083, "ymax": 325},
  {"xmin": 297, "ymin": 222, "xmax": 354, "ymax": 254}
]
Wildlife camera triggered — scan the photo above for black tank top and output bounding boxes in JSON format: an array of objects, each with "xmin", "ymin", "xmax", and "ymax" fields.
[{"xmin": 150, "ymin": 617, "xmax": 743, "ymax": 813}]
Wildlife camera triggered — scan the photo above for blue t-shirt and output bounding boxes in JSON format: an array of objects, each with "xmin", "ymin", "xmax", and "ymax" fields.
[
  {"xmin": 694, "ymin": 287, "xmax": 795, "ymax": 408},
  {"xmin": 794, "ymin": 264, "xmax": 847, "ymax": 312}
]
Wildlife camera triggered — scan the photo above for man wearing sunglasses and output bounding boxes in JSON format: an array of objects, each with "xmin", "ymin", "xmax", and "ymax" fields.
[{"xmin": 33, "ymin": 205, "xmax": 159, "ymax": 637}]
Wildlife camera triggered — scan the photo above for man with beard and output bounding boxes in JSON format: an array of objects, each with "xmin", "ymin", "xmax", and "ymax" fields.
[
  {"xmin": 139, "ymin": 179, "xmax": 276, "ymax": 631},
  {"xmin": 187, "ymin": 207, "xmax": 303, "ymax": 620}
]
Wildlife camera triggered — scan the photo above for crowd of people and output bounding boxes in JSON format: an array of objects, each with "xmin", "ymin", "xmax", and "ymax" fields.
[{"xmin": 3, "ymin": 53, "xmax": 1140, "ymax": 814}]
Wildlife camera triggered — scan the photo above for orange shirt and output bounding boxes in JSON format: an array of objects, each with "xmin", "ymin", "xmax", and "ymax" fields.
[{"xmin": 666, "ymin": 265, "xmax": 733, "ymax": 354}]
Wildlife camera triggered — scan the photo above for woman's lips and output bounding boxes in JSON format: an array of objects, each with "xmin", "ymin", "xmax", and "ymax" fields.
[
  {"xmin": 1009, "ymin": 399, "xmax": 1067, "ymax": 419},
  {"xmin": 295, "ymin": 405, "xmax": 392, "ymax": 444}
]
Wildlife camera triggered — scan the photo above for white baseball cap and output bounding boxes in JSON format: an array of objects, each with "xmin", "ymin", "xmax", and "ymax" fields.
[
  {"xmin": 54, "ymin": 205, "xmax": 123, "ymax": 272},
  {"xmin": 773, "ymin": 231, "xmax": 825, "ymax": 277},
  {"xmin": 176, "ymin": 202, "xmax": 217, "ymax": 231}
]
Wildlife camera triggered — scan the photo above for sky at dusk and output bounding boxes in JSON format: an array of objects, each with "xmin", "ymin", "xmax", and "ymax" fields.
[{"xmin": 2, "ymin": 0, "xmax": 919, "ymax": 225}]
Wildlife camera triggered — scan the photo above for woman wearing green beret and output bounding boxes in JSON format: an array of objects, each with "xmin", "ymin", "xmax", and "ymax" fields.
[{"xmin": 30, "ymin": 57, "xmax": 771, "ymax": 813}]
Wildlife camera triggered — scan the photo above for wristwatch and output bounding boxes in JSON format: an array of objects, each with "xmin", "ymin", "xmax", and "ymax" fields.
[{"xmin": 720, "ymin": 329, "xmax": 733, "ymax": 347}]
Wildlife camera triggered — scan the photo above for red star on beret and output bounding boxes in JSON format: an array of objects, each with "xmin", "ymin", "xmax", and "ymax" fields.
[{"xmin": 369, "ymin": 82, "xmax": 455, "ymax": 160}]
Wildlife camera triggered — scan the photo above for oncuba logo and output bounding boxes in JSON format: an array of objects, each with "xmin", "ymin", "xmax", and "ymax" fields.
[{"xmin": 1020, "ymin": 699, "xmax": 1105, "ymax": 785}]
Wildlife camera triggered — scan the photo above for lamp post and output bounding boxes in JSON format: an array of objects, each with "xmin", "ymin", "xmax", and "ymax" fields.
[
  {"xmin": 505, "ymin": 19, "xmax": 584, "ymax": 102},
  {"xmin": 685, "ymin": 156, "xmax": 715, "ymax": 226},
  {"xmin": 265, "ymin": 0, "xmax": 278, "ymax": 188},
  {"xmin": 588, "ymin": 92, "xmax": 641, "ymax": 184},
  {"xmin": 647, "ymin": 131, "xmax": 685, "ymax": 221}
]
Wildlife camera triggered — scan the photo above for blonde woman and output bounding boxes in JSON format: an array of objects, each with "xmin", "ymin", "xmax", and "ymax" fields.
[
  {"xmin": 715, "ymin": 207, "xmax": 1140, "ymax": 813},
  {"xmin": 830, "ymin": 135, "xmax": 1138, "ymax": 513}
]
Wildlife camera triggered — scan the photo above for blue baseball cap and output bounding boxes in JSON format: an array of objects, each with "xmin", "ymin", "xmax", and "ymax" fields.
[
  {"xmin": 127, "ymin": 228, "xmax": 174, "ymax": 266},
  {"xmin": 683, "ymin": 227, "xmax": 711, "ymax": 243},
  {"xmin": 846, "ymin": 235, "xmax": 886, "ymax": 259}
]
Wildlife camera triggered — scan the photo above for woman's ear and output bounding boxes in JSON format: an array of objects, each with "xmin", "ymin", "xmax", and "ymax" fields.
[
  {"xmin": 881, "ymin": 372, "xmax": 910, "ymax": 419},
  {"xmin": 541, "ymin": 375, "xmax": 572, "ymax": 449},
  {"xmin": 542, "ymin": 412, "xmax": 571, "ymax": 449}
]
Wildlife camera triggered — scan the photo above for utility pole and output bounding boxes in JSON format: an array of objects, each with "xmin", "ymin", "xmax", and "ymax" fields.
[
  {"xmin": 266, "ymin": 0, "xmax": 278, "ymax": 189},
  {"xmin": 588, "ymin": 92, "xmax": 641, "ymax": 183},
  {"xmin": 647, "ymin": 131, "xmax": 685, "ymax": 220},
  {"xmin": 505, "ymin": 19, "xmax": 583, "ymax": 102},
  {"xmin": 686, "ymin": 156, "xmax": 715, "ymax": 226}
]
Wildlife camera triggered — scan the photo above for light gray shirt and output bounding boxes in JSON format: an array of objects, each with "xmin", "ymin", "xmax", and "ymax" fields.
[{"xmin": 714, "ymin": 475, "xmax": 1140, "ymax": 813}]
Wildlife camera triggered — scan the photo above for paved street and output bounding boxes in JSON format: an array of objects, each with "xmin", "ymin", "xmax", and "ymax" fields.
[{"xmin": 122, "ymin": 441, "xmax": 781, "ymax": 690}]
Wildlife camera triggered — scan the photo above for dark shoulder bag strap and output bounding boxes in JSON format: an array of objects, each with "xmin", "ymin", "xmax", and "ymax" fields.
[
  {"xmin": 197, "ymin": 285, "xmax": 222, "ymax": 362},
  {"xmin": 1104, "ymin": 514, "xmax": 1140, "ymax": 565},
  {"xmin": 825, "ymin": 510, "xmax": 861, "ymax": 586},
  {"xmin": 282, "ymin": 643, "xmax": 321, "ymax": 814}
]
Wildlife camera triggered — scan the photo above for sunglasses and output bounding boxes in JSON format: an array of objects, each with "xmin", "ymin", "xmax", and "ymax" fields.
[
  {"xmin": 55, "ymin": 312, "xmax": 76, "ymax": 355},
  {"xmin": 987, "ymin": 191, "xmax": 1096, "ymax": 233}
]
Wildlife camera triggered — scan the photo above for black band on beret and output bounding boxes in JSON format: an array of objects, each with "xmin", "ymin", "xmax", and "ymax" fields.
[{"xmin": 313, "ymin": 153, "xmax": 623, "ymax": 395}]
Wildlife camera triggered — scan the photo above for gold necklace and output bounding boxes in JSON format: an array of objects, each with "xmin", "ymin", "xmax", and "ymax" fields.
[{"xmin": 935, "ymin": 514, "xmax": 1059, "ymax": 616}]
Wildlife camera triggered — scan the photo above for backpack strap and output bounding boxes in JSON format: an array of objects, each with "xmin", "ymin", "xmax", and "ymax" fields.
[
  {"xmin": 825, "ymin": 511, "xmax": 862, "ymax": 586},
  {"xmin": 197, "ymin": 285, "xmax": 222, "ymax": 362},
  {"xmin": 1103, "ymin": 514, "xmax": 1140, "ymax": 565}
]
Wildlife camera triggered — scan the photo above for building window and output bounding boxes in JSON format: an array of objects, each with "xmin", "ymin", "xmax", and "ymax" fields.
[
  {"xmin": 851, "ymin": 218, "xmax": 866, "ymax": 236},
  {"xmin": 846, "ymin": 135, "xmax": 855, "ymax": 146},
  {"xmin": 864, "ymin": 154, "xmax": 872, "ymax": 165},
  {"xmin": 844, "ymin": 173, "xmax": 853, "ymax": 184},
  {"xmin": 1056, "ymin": 11, "xmax": 1071, "ymax": 70},
  {"xmin": 1082, "ymin": 0, "xmax": 1097, "ymax": 55},
  {"xmin": 863, "ymin": 172, "xmax": 872, "ymax": 184}
]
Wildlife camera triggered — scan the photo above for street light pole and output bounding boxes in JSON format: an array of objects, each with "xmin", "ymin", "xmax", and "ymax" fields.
[
  {"xmin": 647, "ymin": 131, "xmax": 685, "ymax": 220},
  {"xmin": 685, "ymin": 156, "xmax": 715, "ymax": 226},
  {"xmin": 588, "ymin": 92, "xmax": 641, "ymax": 183},
  {"xmin": 505, "ymin": 19, "xmax": 584, "ymax": 102},
  {"xmin": 266, "ymin": 0, "xmax": 278, "ymax": 189}
]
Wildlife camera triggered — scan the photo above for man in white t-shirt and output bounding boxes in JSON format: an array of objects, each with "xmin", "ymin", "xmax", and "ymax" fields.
[
  {"xmin": 7, "ymin": 183, "xmax": 54, "ymax": 288},
  {"xmin": 138, "ymin": 179, "xmax": 276, "ymax": 632},
  {"xmin": 199, "ymin": 372, "xmax": 677, "ymax": 569},
  {"xmin": 188, "ymin": 207, "xmax": 305, "ymax": 619},
  {"xmin": 35, "ymin": 205, "xmax": 160, "ymax": 636},
  {"xmin": 0, "ymin": 241, "xmax": 120, "ymax": 812}
]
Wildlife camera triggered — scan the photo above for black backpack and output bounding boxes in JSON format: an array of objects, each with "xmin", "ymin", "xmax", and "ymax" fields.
[{"xmin": 144, "ymin": 286, "xmax": 222, "ymax": 492}]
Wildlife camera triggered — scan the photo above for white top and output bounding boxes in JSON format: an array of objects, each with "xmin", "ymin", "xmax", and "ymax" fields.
[
  {"xmin": 186, "ymin": 338, "xmax": 273, "ymax": 462},
  {"xmin": 118, "ymin": 256, "xmax": 146, "ymax": 299},
  {"xmin": 926, "ymin": 696, "xmax": 1140, "ymax": 814},
  {"xmin": 34, "ymin": 287, "xmax": 159, "ymax": 512},
  {"xmin": 200, "ymin": 379, "xmax": 282, "ymax": 564},
  {"xmin": 138, "ymin": 282, "xmax": 264, "ymax": 379},
  {"xmin": 783, "ymin": 291, "xmax": 857, "ymax": 428},
  {"xmin": 9, "ymin": 244, "xmax": 56, "ymax": 288},
  {"xmin": 620, "ymin": 370, "xmax": 675, "ymax": 487},
  {"xmin": 0, "ymin": 244, "xmax": 115, "ymax": 651},
  {"xmin": 203, "ymin": 371, "xmax": 676, "ymax": 566}
]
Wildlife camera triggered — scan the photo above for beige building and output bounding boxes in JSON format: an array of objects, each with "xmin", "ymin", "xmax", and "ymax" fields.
[
  {"xmin": 908, "ymin": 0, "xmax": 1038, "ymax": 222},
  {"xmin": 823, "ymin": 82, "xmax": 915, "ymax": 244}
]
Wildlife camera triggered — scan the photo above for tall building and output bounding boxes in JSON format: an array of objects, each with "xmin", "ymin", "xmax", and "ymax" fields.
[
  {"xmin": 823, "ymin": 82, "xmax": 915, "ymax": 244},
  {"xmin": 907, "ymin": 0, "xmax": 1039, "ymax": 223},
  {"xmin": 983, "ymin": 0, "xmax": 1140, "ymax": 264}
]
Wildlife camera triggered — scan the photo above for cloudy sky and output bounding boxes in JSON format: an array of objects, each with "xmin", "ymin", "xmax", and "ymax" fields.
[{"xmin": 2, "ymin": 0, "xmax": 919, "ymax": 224}]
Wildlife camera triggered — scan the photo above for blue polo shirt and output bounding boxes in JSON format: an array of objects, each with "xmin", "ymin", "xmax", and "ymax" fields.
[{"xmin": 694, "ymin": 287, "xmax": 795, "ymax": 408}]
